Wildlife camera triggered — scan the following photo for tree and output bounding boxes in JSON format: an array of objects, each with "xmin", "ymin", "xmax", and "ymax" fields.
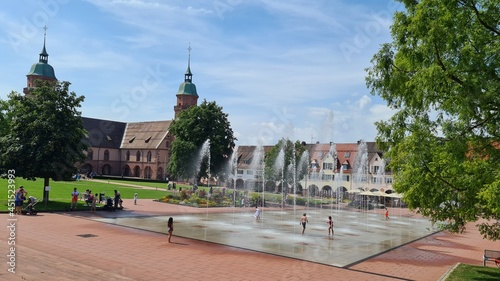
[
  {"xmin": 167, "ymin": 100, "xmax": 236, "ymax": 181},
  {"xmin": 0, "ymin": 81, "xmax": 88, "ymax": 202},
  {"xmin": 366, "ymin": 0, "xmax": 499, "ymax": 239},
  {"xmin": 264, "ymin": 139, "xmax": 306, "ymax": 193}
]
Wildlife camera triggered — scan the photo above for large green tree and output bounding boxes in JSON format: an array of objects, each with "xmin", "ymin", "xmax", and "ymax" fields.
[
  {"xmin": 167, "ymin": 100, "xmax": 236, "ymax": 181},
  {"xmin": 264, "ymin": 139, "xmax": 307, "ymax": 193},
  {"xmin": 0, "ymin": 81, "xmax": 88, "ymax": 202},
  {"xmin": 366, "ymin": 0, "xmax": 499, "ymax": 239}
]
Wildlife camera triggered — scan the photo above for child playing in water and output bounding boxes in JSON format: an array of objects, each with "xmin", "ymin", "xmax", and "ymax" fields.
[
  {"xmin": 167, "ymin": 217, "xmax": 174, "ymax": 243},
  {"xmin": 328, "ymin": 216, "xmax": 334, "ymax": 236},
  {"xmin": 254, "ymin": 207, "xmax": 261, "ymax": 220},
  {"xmin": 300, "ymin": 213, "xmax": 308, "ymax": 235}
]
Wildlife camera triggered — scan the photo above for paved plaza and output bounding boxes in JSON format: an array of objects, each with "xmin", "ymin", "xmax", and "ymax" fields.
[
  {"xmin": 2, "ymin": 199, "xmax": 499, "ymax": 281},
  {"xmin": 95, "ymin": 206, "xmax": 438, "ymax": 267}
]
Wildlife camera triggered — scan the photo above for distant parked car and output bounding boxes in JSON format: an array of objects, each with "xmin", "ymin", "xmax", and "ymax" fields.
[{"xmin": 348, "ymin": 200, "xmax": 374, "ymax": 210}]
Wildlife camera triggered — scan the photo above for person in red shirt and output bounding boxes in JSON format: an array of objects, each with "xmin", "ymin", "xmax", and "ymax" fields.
[{"xmin": 71, "ymin": 188, "xmax": 79, "ymax": 210}]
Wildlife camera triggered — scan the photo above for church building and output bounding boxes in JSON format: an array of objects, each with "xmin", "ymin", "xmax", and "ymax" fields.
[{"xmin": 23, "ymin": 33, "xmax": 199, "ymax": 180}]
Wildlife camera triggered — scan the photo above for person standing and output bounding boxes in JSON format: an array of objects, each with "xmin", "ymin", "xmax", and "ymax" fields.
[
  {"xmin": 113, "ymin": 190, "xmax": 121, "ymax": 210},
  {"xmin": 167, "ymin": 217, "xmax": 174, "ymax": 243},
  {"xmin": 300, "ymin": 213, "xmax": 308, "ymax": 235},
  {"xmin": 254, "ymin": 206, "xmax": 261, "ymax": 220},
  {"xmin": 134, "ymin": 193, "xmax": 138, "ymax": 205},
  {"xmin": 71, "ymin": 188, "xmax": 79, "ymax": 210},
  {"xmin": 91, "ymin": 192, "xmax": 97, "ymax": 212},
  {"xmin": 14, "ymin": 186, "xmax": 28, "ymax": 215},
  {"xmin": 328, "ymin": 216, "xmax": 334, "ymax": 236}
]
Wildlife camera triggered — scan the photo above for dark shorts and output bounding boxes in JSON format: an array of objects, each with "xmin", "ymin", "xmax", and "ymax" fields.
[
  {"xmin": 302, "ymin": 222, "xmax": 306, "ymax": 229},
  {"xmin": 15, "ymin": 200, "xmax": 23, "ymax": 207}
]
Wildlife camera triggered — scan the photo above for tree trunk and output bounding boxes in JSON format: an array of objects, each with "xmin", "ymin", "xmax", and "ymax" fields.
[{"xmin": 43, "ymin": 177, "xmax": 50, "ymax": 203}]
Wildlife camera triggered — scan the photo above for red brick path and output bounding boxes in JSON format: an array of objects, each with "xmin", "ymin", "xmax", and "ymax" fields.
[{"xmin": 1, "ymin": 200, "xmax": 498, "ymax": 281}]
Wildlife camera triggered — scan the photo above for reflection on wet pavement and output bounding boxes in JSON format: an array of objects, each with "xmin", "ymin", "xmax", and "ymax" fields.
[{"xmin": 94, "ymin": 208, "xmax": 438, "ymax": 267}]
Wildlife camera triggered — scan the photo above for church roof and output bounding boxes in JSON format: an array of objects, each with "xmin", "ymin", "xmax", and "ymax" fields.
[
  {"xmin": 27, "ymin": 63, "xmax": 56, "ymax": 79},
  {"xmin": 120, "ymin": 120, "xmax": 172, "ymax": 149},
  {"xmin": 81, "ymin": 117, "xmax": 127, "ymax": 149},
  {"xmin": 176, "ymin": 45, "xmax": 198, "ymax": 97},
  {"xmin": 27, "ymin": 27, "xmax": 57, "ymax": 80},
  {"xmin": 176, "ymin": 81, "xmax": 198, "ymax": 97}
]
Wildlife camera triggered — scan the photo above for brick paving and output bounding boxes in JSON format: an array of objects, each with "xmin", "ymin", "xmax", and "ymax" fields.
[{"xmin": 1, "ymin": 199, "xmax": 499, "ymax": 281}]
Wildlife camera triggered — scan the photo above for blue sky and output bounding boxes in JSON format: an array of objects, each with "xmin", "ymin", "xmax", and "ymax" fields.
[{"xmin": 0, "ymin": 0, "xmax": 401, "ymax": 145}]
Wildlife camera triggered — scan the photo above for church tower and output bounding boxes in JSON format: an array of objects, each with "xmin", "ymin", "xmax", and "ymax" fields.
[
  {"xmin": 24, "ymin": 26, "xmax": 57, "ymax": 95},
  {"xmin": 174, "ymin": 45, "xmax": 199, "ymax": 118}
]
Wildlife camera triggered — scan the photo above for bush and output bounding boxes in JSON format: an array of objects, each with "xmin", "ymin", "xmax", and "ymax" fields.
[
  {"xmin": 294, "ymin": 197, "xmax": 308, "ymax": 206},
  {"xmin": 198, "ymin": 190, "xmax": 207, "ymax": 198},
  {"xmin": 180, "ymin": 190, "xmax": 190, "ymax": 200}
]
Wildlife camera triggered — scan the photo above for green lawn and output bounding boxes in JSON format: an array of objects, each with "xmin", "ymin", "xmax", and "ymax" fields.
[
  {"xmin": 0, "ymin": 178, "xmax": 189, "ymax": 212},
  {"xmin": 446, "ymin": 263, "xmax": 500, "ymax": 280}
]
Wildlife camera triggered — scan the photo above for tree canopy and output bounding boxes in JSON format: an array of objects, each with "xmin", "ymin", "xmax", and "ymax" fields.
[
  {"xmin": 167, "ymin": 100, "xmax": 236, "ymax": 181},
  {"xmin": 366, "ymin": 0, "xmax": 499, "ymax": 239},
  {"xmin": 264, "ymin": 139, "xmax": 307, "ymax": 193},
  {"xmin": 0, "ymin": 81, "xmax": 88, "ymax": 202}
]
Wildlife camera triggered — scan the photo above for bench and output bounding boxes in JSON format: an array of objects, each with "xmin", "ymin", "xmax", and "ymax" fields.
[{"xmin": 483, "ymin": 249, "xmax": 500, "ymax": 267}]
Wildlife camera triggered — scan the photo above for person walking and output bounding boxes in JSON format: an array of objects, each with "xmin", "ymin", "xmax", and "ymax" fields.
[
  {"xmin": 167, "ymin": 217, "xmax": 174, "ymax": 243},
  {"xmin": 71, "ymin": 188, "xmax": 79, "ymax": 210},
  {"xmin": 385, "ymin": 207, "xmax": 390, "ymax": 220},
  {"xmin": 328, "ymin": 216, "xmax": 334, "ymax": 236},
  {"xmin": 300, "ymin": 213, "xmax": 308, "ymax": 235}
]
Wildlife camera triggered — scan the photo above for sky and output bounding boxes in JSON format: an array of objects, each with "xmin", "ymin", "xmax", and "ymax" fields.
[{"xmin": 0, "ymin": 0, "xmax": 401, "ymax": 146}]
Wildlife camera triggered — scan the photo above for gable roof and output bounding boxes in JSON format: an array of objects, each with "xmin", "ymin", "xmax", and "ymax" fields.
[
  {"xmin": 81, "ymin": 117, "xmax": 127, "ymax": 149},
  {"xmin": 120, "ymin": 120, "xmax": 172, "ymax": 150},
  {"xmin": 236, "ymin": 145, "xmax": 273, "ymax": 169}
]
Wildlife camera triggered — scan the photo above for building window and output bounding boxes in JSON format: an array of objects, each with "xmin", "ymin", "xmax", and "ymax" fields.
[
  {"xmin": 147, "ymin": 151, "xmax": 152, "ymax": 162},
  {"xmin": 323, "ymin": 163, "xmax": 333, "ymax": 170},
  {"xmin": 104, "ymin": 150, "xmax": 110, "ymax": 161},
  {"xmin": 322, "ymin": 174, "xmax": 333, "ymax": 181},
  {"xmin": 126, "ymin": 151, "xmax": 130, "ymax": 161},
  {"xmin": 345, "ymin": 152, "xmax": 350, "ymax": 158},
  {"xmin": 342, "ymin": 175, "xmax": 350, "ymax": 182},
  {"xmin": 247, "ymin": 170, "xmax": 253, "ymax": 175},
  {"xmin": 136, "ymin": 151, "xmax": 141, "ymax": 161},
  {"xmin": 372, "ymin": 166, "xmax": 380, "ymax": 174},
  {"xmin": 237, "ymin": 169, "xmax": 244, "ymax": 174},
  {"xmin": 385, "ymin": 177, "xmax": 393, "ymax": 184},
  {"xmin": 342, "ymin": 164, "xmax": 348, "ymax": 170}
]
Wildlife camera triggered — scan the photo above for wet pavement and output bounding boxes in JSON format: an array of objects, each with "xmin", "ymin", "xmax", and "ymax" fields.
[
  {"xmin": 94, "ymin": 206, "xmax": 438, "ymax": 267},
  {"xmin": 3, "ymin": 199, "xmax": 499, "ymax": 281}
]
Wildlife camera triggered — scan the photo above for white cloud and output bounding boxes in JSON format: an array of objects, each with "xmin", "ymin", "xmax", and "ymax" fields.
[
  {"xmin": 358, "ymin": 95, "xmax": 371, "ymax": 109},
  {"xmin": 0, "ymin": 0, "xmax": 397, "ymax": 146}
]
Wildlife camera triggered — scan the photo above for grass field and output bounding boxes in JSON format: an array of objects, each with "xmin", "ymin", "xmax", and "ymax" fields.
[
  {"xmin": 445, "ymin": 263, "xmax": 500, "ymax": 280},
  {"xmin": 0, "ymin": 178, "xmax": 191, "ymax": 212}
]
